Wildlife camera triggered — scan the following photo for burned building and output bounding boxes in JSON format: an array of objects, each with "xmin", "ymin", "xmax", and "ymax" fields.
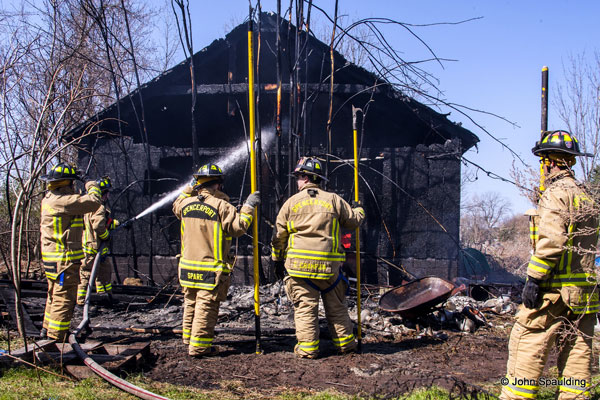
[{"xmin": 69, "ymin": 13, "xmax": 478, "ymax": 286}]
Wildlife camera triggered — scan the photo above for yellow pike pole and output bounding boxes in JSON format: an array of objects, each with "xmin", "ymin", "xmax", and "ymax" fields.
[
  {"xmin": 352, "ymin": 105, "xmax": 362, "ymax": 352},
  {"xmin": 248, "ymin": 13, "xmax": 262, "ymax": 354},
  {"xmin": 539, "ymin": 66, "xmax": 549, "ymax": 194}
]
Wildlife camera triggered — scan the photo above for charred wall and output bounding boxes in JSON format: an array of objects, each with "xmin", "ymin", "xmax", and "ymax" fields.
[
  {"xmin": 79, "ymin": 135, "xmax": 461, "ymax": 285},
  {"xmin": 307, "ymin": 141, "xmax": 462, "ymax": 284},
  {"xmin": 70, "ymin": 12, "xmax": 474, "ymax": 286}
]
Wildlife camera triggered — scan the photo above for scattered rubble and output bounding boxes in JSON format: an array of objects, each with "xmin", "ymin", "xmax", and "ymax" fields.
[
  {"xmin": 0, "ymin": 278, "xmax": 521, "ymax": 344},
  {"xmin": 145, "ymin": 282, "xmax": 526, "ymax": 398},
  {"xmin": 0, "ymin": 279, "xmax": 535, "ymax": 398}
]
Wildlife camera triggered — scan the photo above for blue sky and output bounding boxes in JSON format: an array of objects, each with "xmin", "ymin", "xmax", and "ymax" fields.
[
  {"xmin": 3, "ymin": 0, "xmax": 596, "ymax": 214},
  {"xmin": 178, "ymin": 1, "xmax": 599, "ymax": 215}
]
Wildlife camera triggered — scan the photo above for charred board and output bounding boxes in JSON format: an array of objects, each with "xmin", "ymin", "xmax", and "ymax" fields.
[
  {"xmin": 0, "ymin": 287, "xmax": 40, "ymax": 336},
  {"xmin": 2, "ymin": 339, "xmax": 150, "ymax": 380}
]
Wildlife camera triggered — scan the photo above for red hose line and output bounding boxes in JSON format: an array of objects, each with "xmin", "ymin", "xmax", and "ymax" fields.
[{"xmin": 69, "ymin": 244, "xmax": 170, "ymax": 400}]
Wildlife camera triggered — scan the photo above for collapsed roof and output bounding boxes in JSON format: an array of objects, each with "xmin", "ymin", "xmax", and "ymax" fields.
[{"xmin": 68, "ymin": 12, "xmax": 478, "ymax": 153}]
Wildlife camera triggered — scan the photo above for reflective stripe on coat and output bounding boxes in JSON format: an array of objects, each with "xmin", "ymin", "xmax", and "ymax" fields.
[
  {"xmin": 526, "ymin": 170, "xmax": 599, "ymax": 314},
  {"xmin": 173, "ymin": 186, "xmax": 253, "ymax": 290},
  {"xmin": 271, "ymin": 183, "xmax": 365, "ymax": 279}
]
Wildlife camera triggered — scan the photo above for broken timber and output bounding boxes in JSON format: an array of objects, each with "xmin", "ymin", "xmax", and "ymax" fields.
[
  {"xmin": 0, "ymin": 287, "xmax": 40, "ymax": 336},
  {"xmin": 2, "ymin": 339, "xmax": 150, "ymax": 380}
]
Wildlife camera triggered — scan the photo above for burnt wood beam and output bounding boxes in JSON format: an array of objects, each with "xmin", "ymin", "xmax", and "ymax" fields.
[{"xmin": 160, "ymin": 83, "xmax": 390, "ymax": 96}]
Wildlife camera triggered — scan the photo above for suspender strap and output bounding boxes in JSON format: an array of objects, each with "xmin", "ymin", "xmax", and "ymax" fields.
[
  {"xmin": 303, "ymin": 278, "xmax": 321, "ymax": 292},
  {"xmin": 304, "ymin": 272, "xmax": 344, "ymax": 295},
  {"xmin": 340, "ymin": 273, "xmax": 350, "ymax": 296}
]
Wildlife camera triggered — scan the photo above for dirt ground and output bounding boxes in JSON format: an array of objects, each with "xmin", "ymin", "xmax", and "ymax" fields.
[
  {"xmin": 8, "ymin": 282, "xmax": 600, "ymax": 399},
  {"xmin": 143, "ymin": 327, "xmax": 510, "ymax": 398},
  {"xmin": 63, "ymin": 284, "xmax": 512, "ymax": 397}
]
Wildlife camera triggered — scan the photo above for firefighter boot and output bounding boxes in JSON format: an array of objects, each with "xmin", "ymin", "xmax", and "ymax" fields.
[
  {"xmin": 189, "ymin": 346, "xmax": 220, "ymax": 358},
  {"xmin": 294, "ymin": 344, "xmax": 318, "ymax": 359},
  {"xmin": 107, "ymin": 292, "xmax": 119, "ymax": 306}
]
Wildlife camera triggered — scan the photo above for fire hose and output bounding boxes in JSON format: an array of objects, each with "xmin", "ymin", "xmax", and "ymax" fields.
[{"xmin": 68, "ymin": 220, "xmax": 170, "ymax": 400}]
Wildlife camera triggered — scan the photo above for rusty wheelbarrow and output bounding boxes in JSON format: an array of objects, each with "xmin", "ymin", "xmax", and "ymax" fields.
[{"xmin": 379, "ymin": 276, "xmax": 463, "ymax": 319}]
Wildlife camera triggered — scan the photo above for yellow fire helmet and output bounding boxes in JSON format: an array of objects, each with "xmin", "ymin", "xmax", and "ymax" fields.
[
  {"xmin": 532, "ymin": 130, "xmax": 592, "ymax": 157},
  {"xmin": 193, "ymin": 163, "xmax": 224, "ymax": 187},
  {"xmin": 292, "ymin": 156, "xmax": 328, "ymax": 182}
]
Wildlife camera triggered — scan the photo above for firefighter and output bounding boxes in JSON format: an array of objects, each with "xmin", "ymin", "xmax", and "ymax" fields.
[
  {"xmin": 40, "ymin": 163, "xmax": 102, "ymax": 340},
  {"xmin": 500, "ymin": 131, "xmax": 599, "ymax": 400},
  {"xmin": 172, "ymin": 163, "xmax": 260, "ymax": 357},
  {"xmin": 271, "ymin": 157, "xmax": 365, "ymax": 358},
  {"xmin": 77, "ymin": 176, "xmax": 119, "ymax": 306}
]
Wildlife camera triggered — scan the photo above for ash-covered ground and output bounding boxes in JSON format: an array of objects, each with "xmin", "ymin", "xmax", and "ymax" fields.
[
  {"xmin": 12, "ymin": 281, "xmax": 599, "ymax": 398},
  {"xmin": 76, "ymin": 283, "xmax": 515, "ymax": 397}
]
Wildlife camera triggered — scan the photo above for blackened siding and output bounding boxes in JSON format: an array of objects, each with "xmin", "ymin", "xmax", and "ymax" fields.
[{"xmin": 80, "ymin": 135, "xmax": 462, "ymax": 285}]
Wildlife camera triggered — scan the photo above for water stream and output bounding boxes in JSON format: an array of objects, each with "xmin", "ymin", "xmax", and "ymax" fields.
[{"xmin": 131, "ymin": 130, "xmax": 275, "ymax": 222}]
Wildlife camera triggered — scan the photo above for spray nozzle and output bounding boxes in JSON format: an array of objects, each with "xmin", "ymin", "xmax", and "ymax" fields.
[{"xmin": 114, "ymin": 218, "xmax": 135, "ymax": 232}]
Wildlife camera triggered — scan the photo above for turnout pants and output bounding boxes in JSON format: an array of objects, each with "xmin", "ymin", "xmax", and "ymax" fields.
[
  {"xmin": 77, "ymin": 254, "xmax": 112, "ymax": 305},
  {"xmin": 284, "ymin": 273, "xmax": 356, "ymax": 357},
  {"xmin": 43, "ymin": 262, "xmax": 80, "ymax": 341},
  {"xmin": 185, "ymin": 274, "xmax": 230, "ymax": 356},
  {"xmin": 182, "ymin": 287, "xmax": 194, "ymax": 344},
  {"xmin": 500, "ymin": 292, "xmax": 594, "ymax": 400}
]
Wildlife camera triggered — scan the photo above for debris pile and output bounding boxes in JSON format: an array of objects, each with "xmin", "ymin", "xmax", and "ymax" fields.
[
  {"xmin": 353, "ymin": 290, "xmax": 518, "ymax": 339},
  {"xmin": 223, "ymin": 280, "xmax": 519, "ymax": 341},
  {"xmin": 68, "ymin": 280, "xmax": 520, "ymax": 340},
  {"xmin": 219, "ymin": 283, "xmax": 295, "ymax": 331},
  {"xmin": 1, "ymin": 279, "xmax": 520, "ymax": 353}
]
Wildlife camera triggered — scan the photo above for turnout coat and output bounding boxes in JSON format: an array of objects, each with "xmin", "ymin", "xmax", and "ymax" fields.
[
  {"xmin": 40, "ymin": 182, "xmax": 102, "ymax": 279},
  {"xmin": 271, "ymin": 183, "xmax": 365, "ymax": 279},
  {"xmin": 173, "ymin": 186, "xmax": 254, "ymax": 290},
  {"xmin": 526, "ymin": 169, "xmax": 599, "ymax": 314}
]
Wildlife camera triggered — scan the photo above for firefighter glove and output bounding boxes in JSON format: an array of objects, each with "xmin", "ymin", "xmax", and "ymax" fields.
[
  {"xmin": 100, "ymin": 230, "xmax": 111, "ymax": 243},
  {"xmin": 244, "ymin": 191, "xmax": 261, "ymax": 209},
  {"xmin": 522, "ymin": 276, "xmax": 541, "ymax": 309},
  {"xmin": 85, "ymin": 181, "xmax": 102, "ymax": 199},
  {"xmin": 107, "ymin": 218, "xmax": 120, "ymax": 230},
  {"xmin": 183, "ymin": 184, "xmax": 195, "ymax": 195},
  {"xmin": 273, "ymin": 260, "xmax": 286, "ymax": 280}
]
